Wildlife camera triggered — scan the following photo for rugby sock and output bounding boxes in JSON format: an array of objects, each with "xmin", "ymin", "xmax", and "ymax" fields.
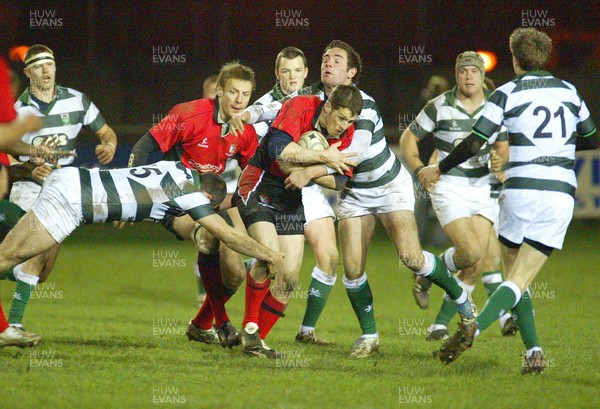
[
  {"xmin": 481, "ymin": 271, "xmax": 503, "ymax": 297},
  {"xmin": 433, "ymin": 298, "xmax": 457, "ymax": 327},
  {"xmin": 0, "ymin": 269, "xmax": 16, "ymax": 281},
  {"xmin": 0, "ymin": 300, "xmax": 8, "ymax": 332},
  {"xmin": 300, "ymin": 267, "xmax": 336, "ymax": 331},
  {"xmin": 512, "ymin": 289, "xmax": 539, "ymax": 349},
  {"xmin": 192, "ymin": 288, "xmax": 235, "ymax": 330},
  {"xmin": 441, "ymin": 247, "xmax": 459, "ymax": 272},
  {"xmin": 433, "ymin": 274, "xmax": 474, "ymax": 326},
  {"xmin": 257, "ymin": 291, "xmax": 287, "ymax": 339},
  {"xmin": 192, "ymin": 298, "xmax": 214, "ymax": 330},
  {"xmin": 242, "ymin": 271, "xmax": 270, "ymax": 327},
  {"xmin": 481, "ymin": 271, "xmax": 513, "ymax": 326},
  {"xmin": 418, "ymin": 252, "xmax": 463, "ymax": 300},
  {"xmin": 344, "ymin": 274, "xmax": 377, "ymax": 335},
  {"xmin": 8, "ymin": 266, "xmax": 39, "ymax": 326},
  {"xmin": 476, "ymin": 281, "xmax": 522, "ymax": 332},
  {"xmin": 193, "ymin": 263, "xmax": 206, "ymax": 297}
]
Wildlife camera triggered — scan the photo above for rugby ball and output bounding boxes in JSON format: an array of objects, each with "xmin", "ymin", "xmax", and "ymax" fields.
[{"xmin": 298, "ymin": 130, "xmax": 328, "ymax": 151}]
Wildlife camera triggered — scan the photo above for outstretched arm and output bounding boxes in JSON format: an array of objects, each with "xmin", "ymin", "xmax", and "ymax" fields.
[{"xmin": 196, "ymin": 214, "xmax": 285, "ymax": 277}]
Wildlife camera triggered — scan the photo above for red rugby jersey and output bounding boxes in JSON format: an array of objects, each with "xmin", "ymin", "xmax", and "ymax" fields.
[
  {"xmin": 0, "ymin": 56, "xmax": 16, "ymax": 165},
  {"xmin": 150, "ymin": 98, "xmax": 258, "ymax": 174}
]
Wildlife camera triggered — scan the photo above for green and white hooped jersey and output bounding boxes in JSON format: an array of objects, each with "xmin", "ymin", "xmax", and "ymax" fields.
[
  {"xmin": 410, "ymin": 87, "xmax": 507, "ymax": 188},
  {"xmin": 77, "ymin": 161, "xmax": 214, "ymax": 224},
  {"xmin": 246, "ymin": 82, "xmax": 400, "ymax": 189},
  {"xmin": 473, "ymin": 71, "xmax": 596, "ymax": 197},
  {"xmin": 14, "ymin": 85, "xmax": 106, "ymax": 166}
]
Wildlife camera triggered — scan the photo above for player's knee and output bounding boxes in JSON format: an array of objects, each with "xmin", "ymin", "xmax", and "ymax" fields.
[
  {"xmin": 315, "ymin": 246, "xmax": 338, "ymax": 275},
  {"xmin": 221, "ymin": 265, "xmax": 245, "ymax": 290},
  {"xmin": 191, "ymin": 225, "xmax": 219, "ymax": 254},
  {"xmin": 458, "ymin": 245, "xmax": 484, "ymax": 269}
]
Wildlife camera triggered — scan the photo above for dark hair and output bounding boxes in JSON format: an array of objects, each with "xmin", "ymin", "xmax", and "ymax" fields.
[
  {"xmin": 275, "ymin": 46, "xmax": 307, "ymax": 70},
  {"xmin": 217, "ymin": 61, "xmax": 256, "ymax": 91},
  {"xmin": 509, "ymin": 28, "xmax": 552, "ymax": 71},
  {"xmin": 198, "ymin": 172, "xmax": 226, "ymax": 208},
  {"xmin": 323, "ymin": 40, "xmax": 362, "ymax": 84},
  {"xmin": 328, "ymin": 85, "xmax": 363, "ymax": 117}
]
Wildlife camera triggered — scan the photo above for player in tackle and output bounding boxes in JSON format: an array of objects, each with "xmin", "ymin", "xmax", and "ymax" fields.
[{"xmin": 0, "ymin": 161, "xmax": 285, "ymax": 346}]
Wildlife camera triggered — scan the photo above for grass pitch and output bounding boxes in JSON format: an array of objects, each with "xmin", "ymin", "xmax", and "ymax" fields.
[{"xmin": 1, "ymin": 220, "xmax": 599, "ymax": 408}]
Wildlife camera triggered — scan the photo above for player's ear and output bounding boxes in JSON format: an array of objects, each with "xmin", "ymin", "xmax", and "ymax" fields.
[
  {"xmin": 347, "ymin": 67, "xmax": 357, "ymax": 81},
  {"xmin": 216, "ymin": 86, "xmax": 224, "ymax": 98},
  {"xmin": 302, "ymin": 67, "xmax": 308, "ymax": 79},
  {"xmin": 275, "ymin": 68, "xmax": 280, "ymax": 82},
  {"xmin": 23, "ymin": 67, "xmax": 30, "ymax": 78},
  {"xmin": 323, "ymin": 101, "xmax": 332, "ymax": 114}
]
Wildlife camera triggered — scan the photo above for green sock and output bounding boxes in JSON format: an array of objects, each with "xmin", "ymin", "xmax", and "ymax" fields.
[
  {"xmin": 482, "ymin": 271, "xmax": 503, "ymax": 298},
  {"xmin": 8, "ymin": 279, "xmax": 34, "ymax": 326},
  {"xmin": 345, "ymin": 276, "xmax": 376, "ymax": 335},
  {"xmin": 426, "ymin": 256, "xmax": 463, "ymax": 300},
  {"xmin": 477, "ymin": 283, "xmax": 520, "ymax": 332},
  {"xmin": 433, "ymin": 298, "xmax": 457, "ymax": 326},
  {"xmin": 0, "ymin": 269, "xmax": 16, "ymax": 281},
  {"xmin": 512, "ymin": 290, "xmax": 539, "ymax": 349},
  {"xmin": 301, "ymin": 268, "xmax": 335, "ymax": 328}
]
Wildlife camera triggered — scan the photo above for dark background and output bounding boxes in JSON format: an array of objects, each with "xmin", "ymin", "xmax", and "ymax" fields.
[{"xmin": 2, "ymin": 0, "xmax": 599, "ymax": 159}]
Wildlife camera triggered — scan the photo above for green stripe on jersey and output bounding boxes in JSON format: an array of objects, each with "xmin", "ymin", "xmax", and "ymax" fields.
[
  {"xmin": 41, "ymin": 111, "xmax": 85, "ymax": 129},
  {"xmin": 354, "ymin": 148, "xmax": 391, "ymax": 173},
  {"xmin": 446, "ymin": 166, "xmax": 490, "ymax": 178},
  {"xmin": 507, "ymin": 157, "xmax": 574, "ymax": 171},
  {"xmin": 79, "ymin": 169, "xmax": 94, "ymax": 224},
  {"xmin": 160, "ymin": 172, "xmax": 184, "ymax": 200},
  {"xmin": 127, "ymin": 179, "xmax": 154, "ymax": 221},
  {"xmin": 187, "ymin": 204, "xmax": 215, "ymax": 221},
  {"xmin": 577, "ymin": 117, "xmax": 596, "ymax": 137},
  {"xmin": 508, "ymin": 132, "xmax": 535, "ymax": 146},
  {"xmin": 504, "ymin": 102, "xmax": 531, "ymax": 119},
  {"xmin": 436, "ymin": 118, "xmax": 474, "ymax": 132},
  {"xmin": 348, "ymin": 159, "xmax": 401, "ymax": 189},
  {"xmin": 505, "ymin": 177, "xmax": 576, "ymax": 197},
  {"xmin": 488, "ymin": 90, "xmax": 508, "ymax": 111},
  {"xmin": 99, "ymin": 171, "xmax": 122, "ymax": 221},
  {"xmin": 473, "ymin": 116, "xmax": 500, "ymax": 139},
  {"xmin": 370, "ymin": 128, "xmax": 385, "ymax": 145}
]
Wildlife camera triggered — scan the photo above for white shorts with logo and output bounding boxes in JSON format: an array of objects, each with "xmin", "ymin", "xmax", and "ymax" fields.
[
  {"xmin": 302, "ymin": 184, "xmax": 335, "ymax": 225},
  {"xmin": 31, "ymin": 168, "xmax": 83, "ymax": 243},
  {"xmin": 498, "ymin": 189, "xmax": 574, "ymax": 250},
  {"xmin": 430, "ymin": 180, "xmax": 495, "ymax": 227},
  {"xmin": 336, "ymin": 165, "xmax": 415, "ymax": 220},
  {"xmin": 9, "ymin": 181, "xmax": 43, "ymax": 212}
]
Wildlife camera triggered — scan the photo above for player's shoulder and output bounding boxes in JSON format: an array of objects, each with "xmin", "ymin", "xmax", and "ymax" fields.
[
  {"xmin": 170, "ymin": 98, "xmax": 214, "ymax": 121},
  {"xmin": 254, "ymin": 91, "xmax": 275, "ymax": 106},
  {"xmin": 57, "ymin": 86, "xmax": 86, "ymax": 101}
]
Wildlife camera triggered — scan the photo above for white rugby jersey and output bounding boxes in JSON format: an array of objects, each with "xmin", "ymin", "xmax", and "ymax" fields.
[
  {"xmin": 473, "ymin": 71, "xmax": 596, "ymax": 197},
  {"xmin": 14, "ymin": 85, "xmax": 106, "ymax": 166},
  {"xmin": 410, "ymin": 87, "xmax": 507, "ymax": 187},
  {"xmin": 74, "ymin": 161, "xmax": 214, "ymax": 224},
  {"xmin": 245, "ymin": 82, "xmax": 400, "ymax": 189}
]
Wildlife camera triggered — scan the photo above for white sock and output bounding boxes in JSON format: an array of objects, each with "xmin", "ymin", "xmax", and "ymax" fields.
[
  {"xmin": 299, "ymin": 325, "xmax": 315, "ymax": 334},
  {"xmin": 443, "ymin": 247, "xmax": 458, "ymax": 272},
  {"xmin": 526, "ymin": 346, "xmax": 542, "ymax": 358}
]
